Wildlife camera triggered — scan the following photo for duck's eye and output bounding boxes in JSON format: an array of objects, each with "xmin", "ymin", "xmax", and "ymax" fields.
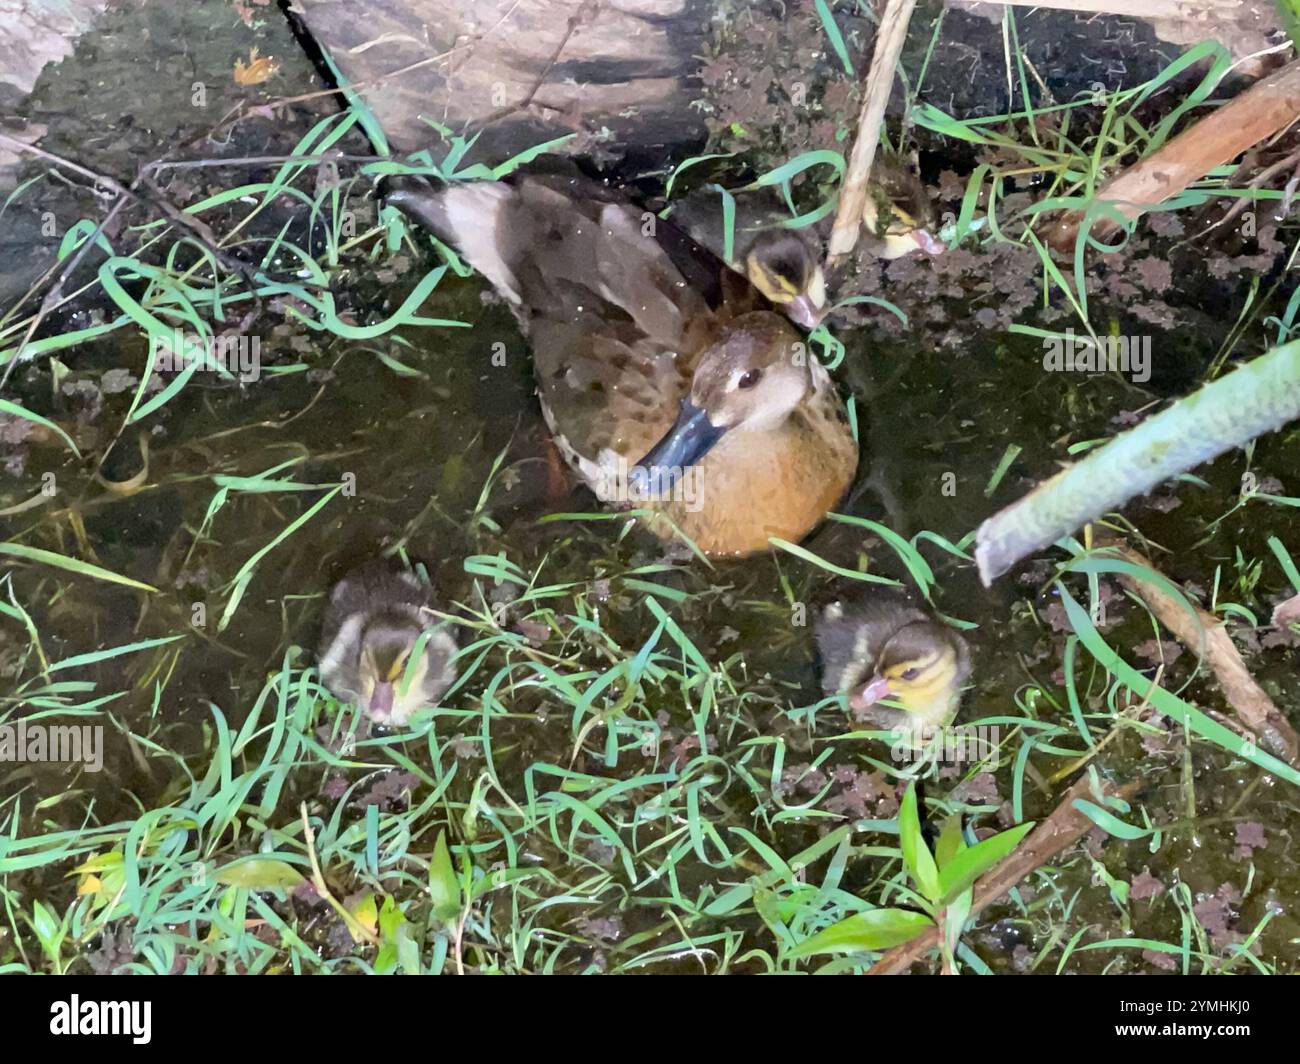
[
  {"xmin": 738, "ymin": 368, "xmax": 762, "ymax": 389},
  {"xmin": 900, "ymin": 667, "xmax": 921, "ymax": 682}
]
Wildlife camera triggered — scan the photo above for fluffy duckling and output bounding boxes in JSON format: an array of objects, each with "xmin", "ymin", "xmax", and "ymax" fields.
[
  {"xmin": 662, "ymin": 192, "xmax": 828, "ymax": 328},
  {"xmin": 739, "ymin": 229, "xmax": 828, "ymax": 329},
  {"xmin": 860, "ymin": 154, "xmax": 945, "ymax": 260},
  {"xmin": 318, "ymin": 563, "xmax": 457, "ymax": 726},
  {"xmin": 384, "ymin": 170, "xmax": 857, "ymax": 556},
  {"xmin": 816, "ymin": 591, "xmax": 970, "ymax": 734}
]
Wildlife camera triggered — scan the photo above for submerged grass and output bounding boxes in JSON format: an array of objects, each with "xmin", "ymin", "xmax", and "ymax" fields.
[
  {"xmin": 1, "ymin": 4, "xmax": 1299, "ymax": 976},
  {"xmin": 2, "ymin": 472, "xmax": 1298, "ymax": 974}
]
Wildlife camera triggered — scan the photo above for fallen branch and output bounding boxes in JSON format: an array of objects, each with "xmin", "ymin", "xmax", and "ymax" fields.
[
  {"xmin": 825, "ymin": 0, "xmax": 917, "ymax": 265},
  {"xmin": 866, "ymin": 774, "xmax": 1139, "ymax": 974},
  {"xmin": 1101, "ymin": 538, "xmax": 1300, "ymax": 766},
  {"xmin": 1045, "ymin": 58, "xmax": 1300, "ymax": 253}
]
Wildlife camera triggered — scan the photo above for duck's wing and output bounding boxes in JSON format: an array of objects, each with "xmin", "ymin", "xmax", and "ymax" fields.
[
  {"xmin": 387, "ymin": 173, "xmax": 765, "ymax": 478},
  {"xmin": 507, "ymin": 178, "xmax": 714, "ymax": 345},
  {"xmin": 531, "ymin": 314, "xmax": 695, "ymax": 495}
]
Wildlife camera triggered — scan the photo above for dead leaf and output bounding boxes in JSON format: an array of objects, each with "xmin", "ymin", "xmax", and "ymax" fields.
[
  {"xmin": 1272, "ymin": 591, "xmax": 1300, "ymax": 629},
  {"xmin": 234, "ymin": 47, "xmax": 278, "ymax": 86}
]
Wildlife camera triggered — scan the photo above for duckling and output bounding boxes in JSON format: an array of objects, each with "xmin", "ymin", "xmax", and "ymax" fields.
[
  {"xmin": 860, "ymin": 154, "xmax": 945, "ymax": 260},
  {"xmin": 662, "ymin": 192, "xmax": 827, "ymax": 327},
  {"xmin": 736, "ymin": 228, "xmax": 827, "ymax": 329},
  {"xmin": 384, "ymin": 171, "xmax": 857, "ymax": 556},
  {"xmin": 816, "ymin": 591, "xmax": 970, "ymax": 735},
  {"xmin": 666, "ymin": 155, "xmax": 940, "ymax": 275},
  {"xmin": 317, "ymin": 562, "xmax": 457, "ymax": 726}
]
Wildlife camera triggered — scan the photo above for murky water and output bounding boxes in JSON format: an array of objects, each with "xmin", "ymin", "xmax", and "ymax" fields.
[{"xmin": 3, "ymin": 0, "xmax": 1299, "ymax": 973}]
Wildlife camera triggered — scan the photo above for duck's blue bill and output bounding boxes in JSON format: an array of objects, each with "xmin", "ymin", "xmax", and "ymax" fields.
[{"xmin": 629, "ymin": 399, "xmax": 724, "ymax": 498}]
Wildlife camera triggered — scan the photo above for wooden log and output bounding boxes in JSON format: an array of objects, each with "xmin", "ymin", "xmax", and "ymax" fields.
[
  {"xmin": 288, "ymin": 0, "xmax": 707, "ymax": 163},
  {"xmin": 1045, "ymin": 58, "xmax": 1300, "ymax": 252}
]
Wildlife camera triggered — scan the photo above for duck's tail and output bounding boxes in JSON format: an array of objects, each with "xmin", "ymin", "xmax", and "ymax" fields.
[{"xmin": 381, "ymin": 174, "xmax": 522, "ymax": 303}]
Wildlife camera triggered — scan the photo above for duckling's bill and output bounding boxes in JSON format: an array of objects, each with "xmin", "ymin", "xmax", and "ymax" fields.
[{"xmin": 743, "ymin": 235, "xmax": 829, "ymax": 329}]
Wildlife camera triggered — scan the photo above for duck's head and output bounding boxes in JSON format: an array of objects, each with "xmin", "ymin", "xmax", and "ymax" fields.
[
  {"xmin": 850, "ymin": 619, "xmax": 969, "ymax": 723},
  {"xmin": 863, "ymin": 154, "xmax": 945, "ymax": 259},
  {"xmin": 630, "ymin": 312, "xmax": 809, "ymax": 496},
  {"xmin": 744, "ymin": 229, "xmax": 828, "ymax": 329},
  {"xmin": 355, "ymin": 617, "xmax": 456, "ymax": 726}
]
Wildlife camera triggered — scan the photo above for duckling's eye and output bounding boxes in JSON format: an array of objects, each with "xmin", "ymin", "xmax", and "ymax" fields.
[
  {"xmin": 738, "ymin": 368, "xmax": 762, "ymax": 389},
  {"xmin": 900, "ymin": 667, "xmax": 921, "ymax": 682}
]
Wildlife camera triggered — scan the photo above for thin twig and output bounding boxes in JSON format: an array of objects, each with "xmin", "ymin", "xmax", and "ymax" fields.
[
  {"xmin": 826, "ymin": 0, "xmax": 918, "ymax": 265},
  {"xmin": 301, "ymin": 802, "xmax": 380, "ymax": 947},
  {"xmin": 0, "ymin": 132, "xmax": 333, "ymax": 390},
  {"xmin": 474, "ymin": 0, "xmax": 599, "ymax": 128},
  {"xmin": 0, "ymin": 190, "xmax": 128, "ymax": 391},
  {"xmin": 1100, "ymin": 537, "xmax": 1300, "ymax": 767}
]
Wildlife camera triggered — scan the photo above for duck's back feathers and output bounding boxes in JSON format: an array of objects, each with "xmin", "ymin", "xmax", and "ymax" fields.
[{"xmin": 387, "ymin": 172, "xmax": 711, "ymax": 341}]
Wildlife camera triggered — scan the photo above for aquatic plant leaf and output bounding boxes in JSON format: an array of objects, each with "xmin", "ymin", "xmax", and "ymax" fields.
[
  {"xmin": 1071, "ymin": 798, "xmax": 1147, "ymax": 840},
  {"xmin": 1059, "ymin": 586, "xmax": 1300, "ymax": 787},
  {"xmin": 899, "ymin": 782, "xmax": 940, "ymax": 905},
  {"xmin": 29, "ymin": 899, "xmax": 64, "ymax": 963},
  {"xmin": 749, "ymin": 150, "xmax": 846, "ymax": 191},
  {"xmin": 214, "ymin": 858, "xmax": 305, "ymax": 891},
  {"xmin": 50, "ymin": 634, "xmax": 184, "ymax": 672},
  {"xmin": 788, "ymin": 908, "xmax": 933, "ymax": 958},
  {"xmin": 814, "ymin": 0, "xmax": 854, "ymax": 76},
  {"xmin": 0, "ymin": 543, "xmax": 156, "ymax": 592},
  {"xmin": 490, "ymin": 134, "xmax": 577, "ymax": 179},
  {"xmin": 937, "ymin": 821, "xmax": 1034, "ymax": 904},
  {"xmin": 934, "ymin": 816, "xmax": 965, "ymax": 870},
  {"xmin": 664, "ymin": 151, "xmax": 735, "ymax": 197},
  {"xmin": 771, "ymin": 536, "xmax": 900, "ymax": 585},
  {"xmin": 0, "ymin": 398, "xmax": 80, "ymax": 457},
  {"xmin": 428, "ymin": 830, "xmax": 462, "ymax": 927}
]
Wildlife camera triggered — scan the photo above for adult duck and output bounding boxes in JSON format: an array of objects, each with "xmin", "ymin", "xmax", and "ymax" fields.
[{"xmin": 385, "ymin": 170, "xmax": 858, "ymax": 556}]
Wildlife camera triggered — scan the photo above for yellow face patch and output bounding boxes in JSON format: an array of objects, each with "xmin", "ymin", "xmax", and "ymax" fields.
[
  {"xmin": 881, "ymin": 646, "xmax": 959, "ymax": 717},
  {"xmin": 889, "ymin": 204, "xmax": 918, "ymax": 229},
  {"xmin": 364, "ymin": 647, "xmax": 409, "ymax": 685},
  {"xmin": 385, "ymin": 653, "xmax": 408, "ymax": 683},
  {"xmin": 746, "ymin": 255, "xmax": 800, "ymax": 304},
  {"xmin": 883, "ymin": 647, "xmax": 939, "ymax": 683}
]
